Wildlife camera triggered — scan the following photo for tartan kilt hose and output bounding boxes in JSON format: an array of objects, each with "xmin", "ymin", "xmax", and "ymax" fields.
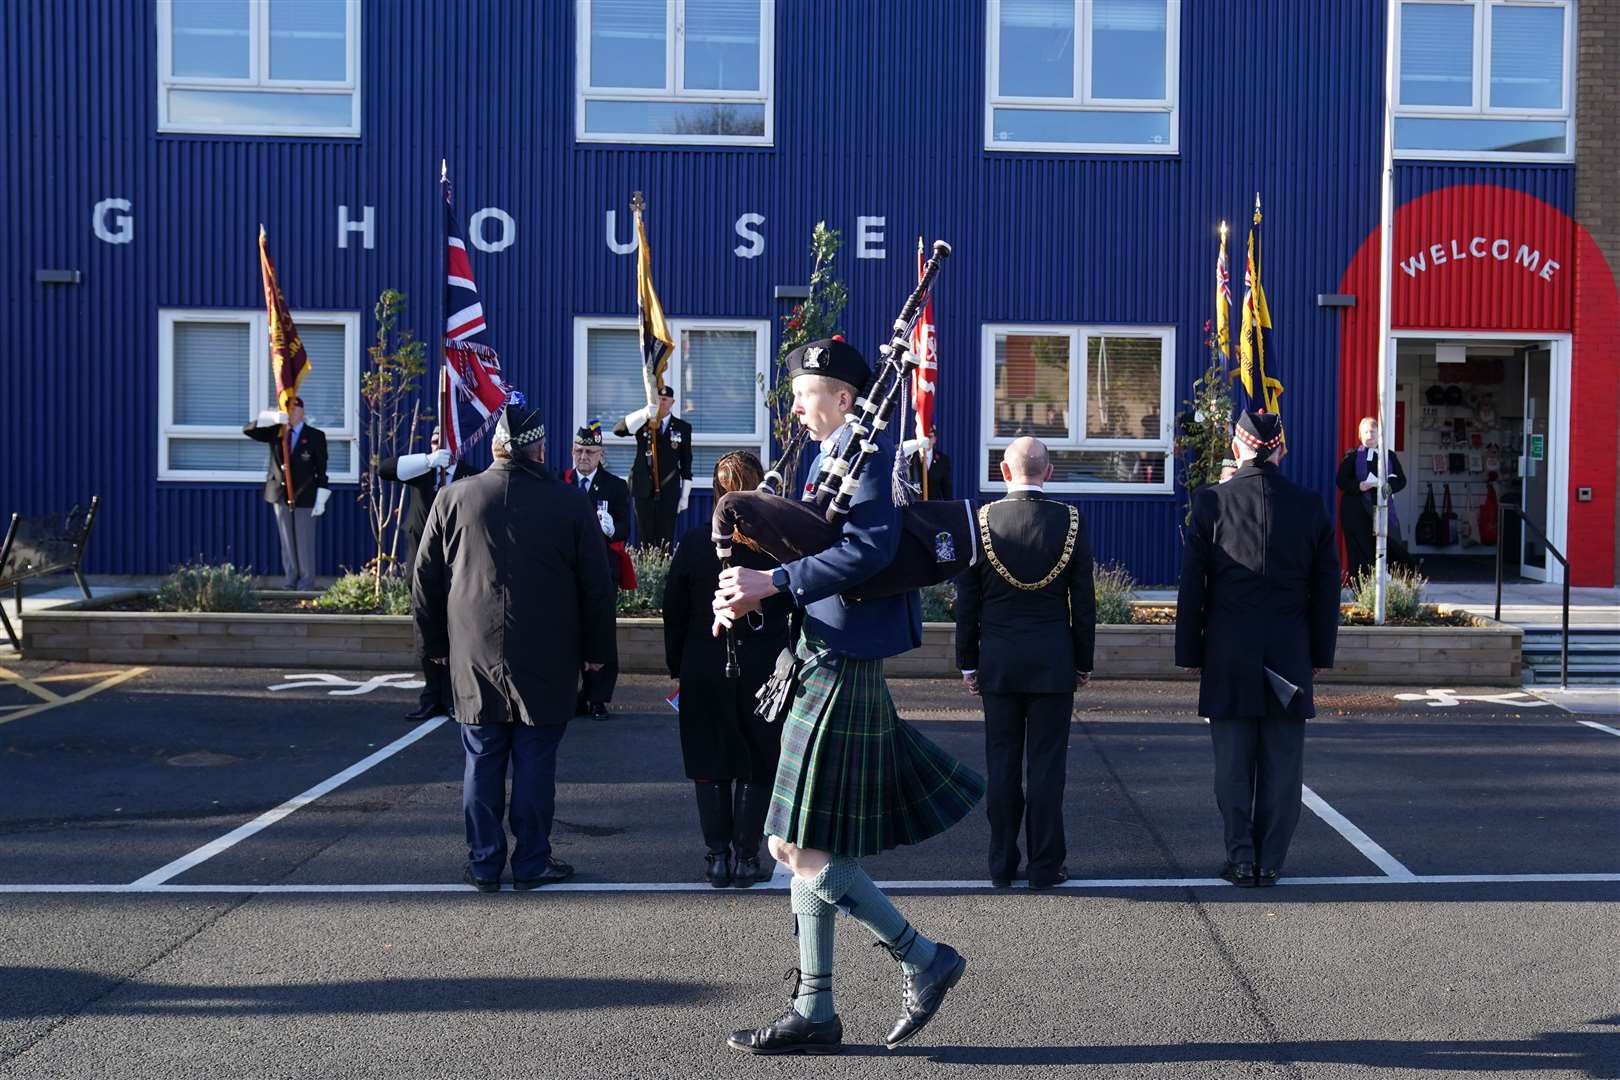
[{"xmin": 764, "ymin": 642, "xmax": 984, "ymax": 858}]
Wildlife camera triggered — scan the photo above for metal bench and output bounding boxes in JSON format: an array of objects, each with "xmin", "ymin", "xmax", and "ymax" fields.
[{"xmin": 0, "ymin": 495, "xmax": 101, "ymax": 649}]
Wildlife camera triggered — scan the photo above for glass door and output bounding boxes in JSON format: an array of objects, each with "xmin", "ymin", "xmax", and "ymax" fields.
[{"xmin": 1520, "ymin": 347, "xmax": 1552, "ymax": 581}]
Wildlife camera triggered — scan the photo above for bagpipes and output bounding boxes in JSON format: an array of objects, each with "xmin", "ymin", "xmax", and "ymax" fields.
[{"xmin": 713, "ymin": 240, "xmax": 977, "ymax": 677}]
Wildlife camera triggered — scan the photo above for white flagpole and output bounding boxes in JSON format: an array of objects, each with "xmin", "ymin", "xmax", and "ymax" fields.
[{"xmin": 1374, "ymin": 0, "xmax": 1398, "ymax": 625}]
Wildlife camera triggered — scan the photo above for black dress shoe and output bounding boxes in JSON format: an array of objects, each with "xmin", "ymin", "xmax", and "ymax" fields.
[
  {"xmin": 1027, "ymin": 867, "xmax": 1069, "ymax": 891},
  {"xmin": 1219, "ymin": 861, "xmax": 1257, "ymax": 887},
  {"xmin": 404, "ymin": 703, "xmax": 444, "ymax": 722},
  {"xmin": 462, "ymin": 867, "xmax": 500, "ymax": 893},
  {"xmin": 990, "ymin": 874, "xmax": 1012, "ymax": 888},
  {"xmin": 705, "ymin": 850, "xmax": 733, "ymax": 888},
  {"xmin": 728, "ymin": 1007, "xmax": 843, "ymax": 1055},
  {"xmin": 733, "ymin": 854, "xmax": 764, "ymax": 888},
  {"xmin": 884, "ymin": 943, "xmax": 967, "ymax": 1049},
  {"xmin": 589, "ymin": 702, "xmax": 609, "ymax": 721},
  {"xmin": 1255, "ymin": 867, "xmax": 1280, "ymax": 887},
  {"xmin": 513, "ymin": 858, "xmax": 574, "ymax": 890}
]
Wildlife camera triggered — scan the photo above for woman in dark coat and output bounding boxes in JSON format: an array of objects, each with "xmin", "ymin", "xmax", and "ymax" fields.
[
  {"xmin": 1336, "ymin": 416, "xmax": 1410, "ymax": 582},
  {"xmin": 663, "ymin": 451, "xmax": 791, "ymax": 888}
]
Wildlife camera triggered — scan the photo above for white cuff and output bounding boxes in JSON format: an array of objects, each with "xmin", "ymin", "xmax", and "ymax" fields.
[{"xmin": 394, "ymin": 453, "xmax": 432, "ymax": 481}]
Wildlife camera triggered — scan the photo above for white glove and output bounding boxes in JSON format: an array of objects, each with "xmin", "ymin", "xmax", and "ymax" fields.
[
  {"xmin": 899, "ymin": 437, "xmax": 926, "ymax": 457},
  {"xmin": 622, "ymin": 406, "xmax": 650, "ymax": 432},
  {"xmin": 596, "ymin": 504, "xmax": 615, "ymax": 538},
  {"xmin": 312, "ymin": 487, "xmax": 331, "ymax": 517},
  {"xmin": 427, "ymin": 448, "xmax": 453, "ymax": 470},
  {"xmin": 393, "ymin": 453, "xmax": 433, "ymax": 481},
  {"xmin": 677, "ymin": 478, "xmax": 693, "ymax": 514},
  {"xmin": 255, "ymin": 409, "xmax": 287, "ymax": 428}
]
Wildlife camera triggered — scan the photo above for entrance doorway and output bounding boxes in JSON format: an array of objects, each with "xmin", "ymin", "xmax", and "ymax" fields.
[{"xmin": 1392, "ymin": 335, "xmax": 1568, "ymax": 584}]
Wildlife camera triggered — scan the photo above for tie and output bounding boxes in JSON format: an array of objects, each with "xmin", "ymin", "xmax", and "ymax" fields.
[{"xmin": 580, "ymin": 476, "xmax": 590, "ymax": 491}]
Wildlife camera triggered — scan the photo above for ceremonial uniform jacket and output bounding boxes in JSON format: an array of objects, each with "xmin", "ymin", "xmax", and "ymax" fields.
[
  {"xmin": 379, "ymin": 456, "xmax": 478, "ymax": 571},
  {"xmin": 955, "ymin": 490, "xmax": 1095, "ymax": 694},
  {"xmin": 412, "ymin": 457, "xmax": 616, "ymax": 726},
  {"xmin": 1174, "ymin": 462, "xmax": 1341, "ymax": 721},
  {"xmin": 243, "ymin": 422, "xmax": 328, "ymax": 508},
  {"xmin": 612, "ymin": 413, "xmax": 693, "ymax": 497},
  {"xmin": 562, "ymin": 465, "xmax": 632, "ymax": 545},
  {"xmin": 778, "ymin": 426, "xmax": 922, "ymax": 660}
]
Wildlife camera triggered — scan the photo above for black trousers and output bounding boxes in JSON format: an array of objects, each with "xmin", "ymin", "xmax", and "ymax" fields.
[
  {"xmin": 982, "ymin": 691, "xmax": 1073, "ymax": 882},
  {"xmin": 1209, "ymin": 696, "xmax": 1306, "ymax": 870},
  {"xmin": 419, "ymin": 655, "xmax": 451, "ymax": 711},
  {"xmin": 634, "ymin": 485, "xmax": 681, "ymax": 551},
  {"xmin": 577, "ymin": 657, "xmax": 619, "ymax": 708}
]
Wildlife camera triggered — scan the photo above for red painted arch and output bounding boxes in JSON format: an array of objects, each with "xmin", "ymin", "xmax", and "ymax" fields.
[{"xmin": 1337, "ymin": 184, "xmax": 1618, "ymax": 587}]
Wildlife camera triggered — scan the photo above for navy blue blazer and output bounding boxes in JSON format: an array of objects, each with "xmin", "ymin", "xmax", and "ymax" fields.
[{"xmin": 779, "ymin": 427, "xmax": 923, "ymax": 660}]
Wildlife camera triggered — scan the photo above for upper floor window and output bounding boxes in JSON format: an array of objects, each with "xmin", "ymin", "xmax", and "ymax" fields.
[
  {"xmin": 577, "ymin": 0, "xmax": 773, "ymax": 145},
  {"xmin": 157, "ymin": 0, "xmax": 360, "ymax": 136},
  {"xmin": 986, "ymin": 0, "xmax": 1179, "ymax": 154},
  {"xmin": 1395, "ymin": 0, "xmax": 1572, "ymax": 160},
  {"xmin": 980, "ymin": 324, "xmax": 1174, "ymax": 494},
  {"xmin": 159, "ymin": 309, "xmax": 360, "ymax": 482},
  {"xmin": 574, "ymin": 317, "xmax": 770, "ymax": 485}
]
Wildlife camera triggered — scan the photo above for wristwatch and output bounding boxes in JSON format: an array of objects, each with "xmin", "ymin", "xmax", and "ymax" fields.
[{"xmin": 770, "ymin": 567, "xmax": 791, "ymax": 593}]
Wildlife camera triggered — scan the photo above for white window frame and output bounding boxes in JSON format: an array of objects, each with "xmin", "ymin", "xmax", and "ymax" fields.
[
  {"xmin": 156, "ymin": 0, "xmax": 362, "ymax": 137},
  {"xmin": 572, "ymin": 316, "xmax": 771, "ymax": 488},
  {"xmin": 1393, "ymin": 0, "xmax": 1574, "ymax": 162},
  {"xmin": 158, "ymin": 308, "xmax": 361, "ymax": 484},
  {"xmin": 979, "ymin": 323, "xmax": 1176, "ymax": 495},
  {"xmin": 985, "ymin": 0, "xmax": 1180, "ymax": 154},
  {"xmin": 576, "ymin": 0, "xmax": 774, "ymax": 146}
]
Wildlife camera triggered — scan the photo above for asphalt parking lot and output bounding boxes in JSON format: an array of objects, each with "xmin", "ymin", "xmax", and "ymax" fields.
[{"xmin": 1, "ymin": 661, "xmax": 1616, "ymax": 1079}]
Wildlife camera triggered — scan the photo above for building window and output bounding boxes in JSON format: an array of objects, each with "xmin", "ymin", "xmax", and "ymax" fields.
[
  {"xmin": 986, "ymin": 0, "xmax": 1179, "ymax": 153},
  {"xmin": 577, "ymin": 0, "xmax": 773, "ymax": 145},
  {"xmin": 980, "ymin": 324, "xmax": 1174, "ymax": 494},
  {"xmin": 1395, "ymin": 0, "xmax": 1572, "ymax": 160},
  {"xmin": 156, "ymin": 0, "xmax": 361, "ymax": 136},
  {"xmin": 158, "ymin": 309, "xmax": 360, "ymax": 482},
  {"xmin": 574, "ymin": 318, "xmax": 769, "ymax": 485}
]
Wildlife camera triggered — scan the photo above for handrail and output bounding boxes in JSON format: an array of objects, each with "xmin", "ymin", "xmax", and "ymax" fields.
[{"xmin": 1494, "ymin": 501, "xmax": 1570, "ymax": 690}]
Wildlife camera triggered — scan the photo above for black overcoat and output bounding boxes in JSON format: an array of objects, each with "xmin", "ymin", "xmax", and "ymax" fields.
[
  {"xmin": 955, "ymin": 491, "xmax": 1096, "ymax": 693},
  {"xmin": 662, "ymin": 525, "xmax": 790, "ymax": 780},
  {"xmin": 1175, "ymin": 462, "xmax": 1341, "ymax": 721},
  {"xmin": 379, "ymin": 457, "xmax": 477, "ymax": 572},
  {"xmin": 413, "ymin": 457, "xmax": 616, "ymax": 727},
  {"xmin": 243, "ymin": 422, "xmax": 328, "ymax": 508},
  {"xmin": 1335, "ymin": 448, "xmax": 1408, "ymax": 580}
]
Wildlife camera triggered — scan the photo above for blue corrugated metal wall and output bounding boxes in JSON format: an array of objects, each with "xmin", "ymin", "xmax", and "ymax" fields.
[{"xmin": 1, "ymin": 0, "xmax": 1573, "ymax": 586}]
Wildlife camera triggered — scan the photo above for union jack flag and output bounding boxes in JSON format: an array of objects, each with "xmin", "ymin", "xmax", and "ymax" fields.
[
  {"xmin": 909, "ymin": 235, "xmax": 938, "ymax": 443},
  {"xmin": 440, "ymin": 162, "xmax": 515, "ymax": 461}
]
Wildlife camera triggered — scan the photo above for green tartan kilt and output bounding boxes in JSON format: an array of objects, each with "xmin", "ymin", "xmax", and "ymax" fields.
[{"xmin": 764, "ymin": 641, "xmax": 985, "ymax": 858}]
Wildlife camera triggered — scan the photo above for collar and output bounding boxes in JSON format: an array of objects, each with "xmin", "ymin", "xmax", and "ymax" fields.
[
  {"xmin": 574, "ymin": 467, "xmax": 596, "ymax": 483},
  {"xmin": 1006, "ymin": 483, "xmax": 1045, "ymax": 494},
  {"xmin": 288, "ymin": 421, "xmax": 304, "ymax": 443},
  {"xmin": 818, "ymin": 424, "xmax": 848, "ymax": 458}
]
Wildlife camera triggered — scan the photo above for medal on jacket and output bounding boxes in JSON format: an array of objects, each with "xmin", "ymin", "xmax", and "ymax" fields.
[{"xmin": 670, "ymin": 431, "xmax": 683, "ymax": 447}]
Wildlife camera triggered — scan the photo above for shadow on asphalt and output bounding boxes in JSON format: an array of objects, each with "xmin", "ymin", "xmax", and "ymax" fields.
[{"xmin": 0, "ymin": 969, "xmax": 709, "ymax": 1018}]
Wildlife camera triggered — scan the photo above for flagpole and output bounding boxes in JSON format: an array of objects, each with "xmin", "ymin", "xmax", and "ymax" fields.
[
  {"xmin": 632, "ymin": 190, "xmax": 661, "ymax": 496},
  {"xmin": 1373, "ymin": 0, "xmax": 1398, "ymax": 625},
  {"xmin": 261, "ymin": 224, "xmax": 295, "ymax": 509}
]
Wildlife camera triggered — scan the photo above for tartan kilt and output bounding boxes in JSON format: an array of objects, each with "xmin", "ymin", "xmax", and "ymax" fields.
[{"xmin": 764, "ymin": 643, "xmax": 984, "ymax": 858}]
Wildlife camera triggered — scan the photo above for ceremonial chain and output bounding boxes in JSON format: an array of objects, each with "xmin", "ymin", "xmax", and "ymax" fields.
[{"xmin": 976, "ymin": 502, "xmax": 1079, "ymax": 591}]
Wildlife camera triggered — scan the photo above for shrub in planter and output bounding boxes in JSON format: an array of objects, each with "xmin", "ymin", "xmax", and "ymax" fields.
[
  {"xmin": 157, "ymin": 562, "xmax": 259, "ymax": 613},
  {"xmin": 920, "ymin": 582, "xmax": 956, "ymax": 622},
  {"xmin": 1094, "ymin": 562, "xmax": 1138, "ymax": 625},
  {"xmin": 1347, "ymin": 565, "xmax": 1428, "ymax": 622},
  {"xmin": 619, "ymin": 545, "xmax": 673, "ymax": 616},
  {"xmin": 310, "ymin": 571, "xmax": 411, "ymax": 615}
]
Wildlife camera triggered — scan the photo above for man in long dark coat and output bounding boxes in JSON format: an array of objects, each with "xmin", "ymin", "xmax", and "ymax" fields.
[
  {"xmin": 1175, "ymin": 410, "xmax": 1340, "ymax": 888},
  {"xmin": 956, "ymin": 435, "xmax": 1095, "ymax": 890},
  {"xmin": 413, "ymin": 404, "xmax": 616, "ymax": 892},
  {"xmin": 714, "ymin": 338, "xmax": 984, "ymax": 1055},
  {"xmin": 614, "ymin": 384, "xmax": 692, "ymax": 549},
  {"xmin": 381, "ymin": 424, "xmax": 476, "ymax": 722}
]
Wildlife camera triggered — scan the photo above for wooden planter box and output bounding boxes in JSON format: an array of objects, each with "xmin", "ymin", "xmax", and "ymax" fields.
[{"xmin": 22, "ymin": 602, "xmax": 1522, "ymax": 685}]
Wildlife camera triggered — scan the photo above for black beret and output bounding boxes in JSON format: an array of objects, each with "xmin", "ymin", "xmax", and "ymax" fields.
[
  {"xmin": 1234, "ymin": 410, "xmax": 1284, "ymax": 457},
  {"xmin": 658, "ymin": 384, "xmax": 675, "ymax": 399},
  {"xmin": 784, "ymin": 337, "xmax": 870, "ymax": 393}
]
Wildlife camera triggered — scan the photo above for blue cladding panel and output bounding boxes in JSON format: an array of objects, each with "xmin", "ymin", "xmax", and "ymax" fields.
[{"xmin": 0, "ymin": 0, "xmax": 1575, "ymax": 588}]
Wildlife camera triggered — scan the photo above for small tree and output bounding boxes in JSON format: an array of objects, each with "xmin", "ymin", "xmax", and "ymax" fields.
[
  {"xmin": 359, "ymin": 289, "xmax": 427, "ymax": 601},
  {"xmin": 765, "ymin": 223, "xmax": 849, "ymax": 449},
  {"xmin": 1173, "ymin": 319, "xmax": 1236, "ymax": 524}
]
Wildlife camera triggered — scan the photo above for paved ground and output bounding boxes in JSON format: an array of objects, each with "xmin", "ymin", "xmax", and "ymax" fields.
[{"xmin": 1, "ymin": 661, "xmax": 1616, "ymax": 1079}]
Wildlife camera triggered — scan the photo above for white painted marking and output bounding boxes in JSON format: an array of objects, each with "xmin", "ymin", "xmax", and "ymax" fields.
[
  {"xmin": 1393, "ymin": 688, "xmax": 1551, "ymax": 709},
  {"xmin": 2, "ymin": 873, "xmax": 1617, "ymax": 895},
  {"xmin": 1301, "ymin": 784, "xmax": 1417, "ymax": 881},
  {"xmin": 1577, "ymin": 720, "xmax": 1620, "ymax": 738},
  {"xmin": 267, "ymin": 672, "xmax": 425, "ymax": 696},
  {"xmin": 128, "ymin": 716, "xmax": 449, "ymax": 886},
  {"xmin": 769, "ymin": 860, "xmax": 793, "ymax": 887}
]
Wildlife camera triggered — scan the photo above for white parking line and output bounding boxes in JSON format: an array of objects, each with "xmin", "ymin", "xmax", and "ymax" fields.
[
  {"xmin": 1301, "ymin": 784, "xmax": 1417, "ymax": 881},
  {"xmin": 128, "ymin": 715, "xmax": 449, "ymax": 887},
  {"xmin": 1577, "ymin": 720, "xmax": 1620, "ymax": 738},
  {"xmin": 1, "ymin": 873, "xmax": 1616, "ymax": 895}
]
